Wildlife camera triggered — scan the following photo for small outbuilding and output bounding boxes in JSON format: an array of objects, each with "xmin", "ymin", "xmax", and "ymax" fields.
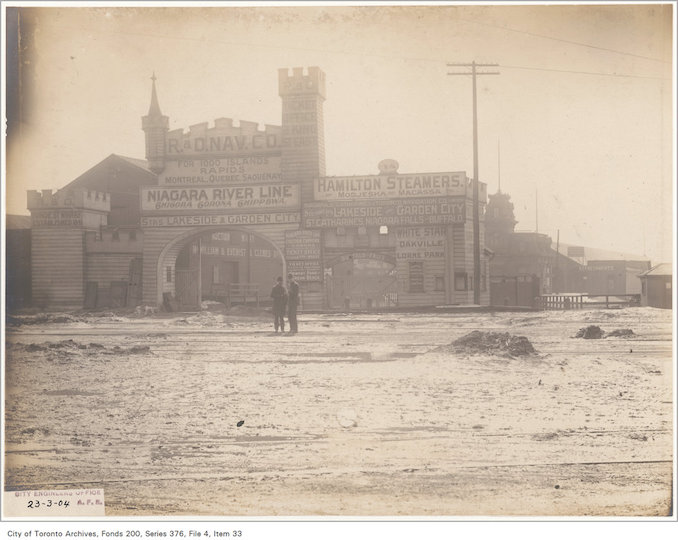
[{"xmin": 639, "ymin": 263, "xmax": 672, "ymax": 309}]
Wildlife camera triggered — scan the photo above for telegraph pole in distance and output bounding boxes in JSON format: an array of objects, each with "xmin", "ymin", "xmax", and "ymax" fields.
[{"xmin": 448, "ymin": 61, "xmax": 499, "ymax": 305}]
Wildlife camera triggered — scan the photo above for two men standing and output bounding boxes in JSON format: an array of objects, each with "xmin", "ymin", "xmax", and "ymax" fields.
[{"xmin": 270, "ymin": 273, "xmax": 299, "ymax": 334}]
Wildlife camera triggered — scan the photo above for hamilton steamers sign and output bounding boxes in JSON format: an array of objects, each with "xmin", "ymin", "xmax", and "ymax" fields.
[{"xmin": 314, "ymin": 172, "xmax": 468, "ymax": 200}]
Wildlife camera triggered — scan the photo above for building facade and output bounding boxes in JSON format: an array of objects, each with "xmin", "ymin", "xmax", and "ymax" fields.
[
  {"xmin": 25, "ymin": 67, "xmax": 490, "ymax": 310},
  {"xmin": 639, "ymin": 263, "xmax": 673, "ymax": 309}
]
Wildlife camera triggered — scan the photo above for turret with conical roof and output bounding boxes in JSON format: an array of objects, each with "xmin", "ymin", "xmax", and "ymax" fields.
[{"xmin": 141, "ymin": 73, "xmax": 169, "ymax": 174}]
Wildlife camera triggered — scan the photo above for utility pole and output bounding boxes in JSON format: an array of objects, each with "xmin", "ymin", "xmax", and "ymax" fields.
[{"xmin": 448, "ymin": 61, "xmax": 499, "ymax": 304}]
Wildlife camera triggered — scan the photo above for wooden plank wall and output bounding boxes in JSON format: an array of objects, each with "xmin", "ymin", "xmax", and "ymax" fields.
[
  {"xmin": 85, "ymin": 253, "xmax": 137, "ymax": 288},
  {"xmin": 31, "ymin": 229, "xmax": 84, "ymax": 307}
]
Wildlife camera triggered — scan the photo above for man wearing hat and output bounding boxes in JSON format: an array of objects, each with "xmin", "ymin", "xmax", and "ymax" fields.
[{"xmin": 287, "ymin": 273, "xmax": 300, "ymax": 334}]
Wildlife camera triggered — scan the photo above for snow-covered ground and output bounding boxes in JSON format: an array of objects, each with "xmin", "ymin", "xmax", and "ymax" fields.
[{"xmin": 3, "ymin": 307, "xmax": 673, "ymax": 516}]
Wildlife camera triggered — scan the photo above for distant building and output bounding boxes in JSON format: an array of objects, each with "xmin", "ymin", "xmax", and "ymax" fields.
[
  {"xmin": 5, "ymin": 215, "xmax": 32, "ymax": 310},
  {"xmin": 486, "ymin": 190, "xmax": 652, "ymax": 306},
  {"xmin": 553, "ymin": 244, "xmax": 651, "ymax": 296},
  {"xmin": 639, "ymin": 263, "xmax": 672, "ymax": 309},
  {"xmin": 486, "ymin": 191, "xmax": 552, "ymax": 306}
]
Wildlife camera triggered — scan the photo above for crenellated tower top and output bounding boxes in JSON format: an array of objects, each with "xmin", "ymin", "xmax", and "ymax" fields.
[{"xmin": 278, "ymin": 66, "xmax": 326, "ymax": 99}]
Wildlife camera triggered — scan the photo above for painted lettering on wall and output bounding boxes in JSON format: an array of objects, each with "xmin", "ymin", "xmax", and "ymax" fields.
[
  {"xmin": 303, "ymin": 198, "xmax": 466, "ymax": 228},
  {"xmin": 140, "ymin": 212, "xmax": 301, "ymax": 227},
  {"xmin": 166, "ymin": 133, "xmax": 280, "ymax": 156},
  {"xmin": 314, "ymin": 172, "xmax": 470, "ymax": 200},
  {"xmin": 159, "ymin": 156, "xmax": 282, "ymax": 185},
  {"xmin": 395, "ymin": 227, "xmax": 446, "ymax": 260},
  {"xmin": 141, "ymin": 184, "xmax": 300, "ymax": 212},
  {"xmin": 32, "ymin": 209, "xmax": 83, "ymax": 227}
]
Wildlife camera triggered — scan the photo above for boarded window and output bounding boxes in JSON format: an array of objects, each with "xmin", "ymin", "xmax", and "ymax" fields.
[{"xmin": 409, "ymin": 262, "xmax": 424, "ymax": 293}]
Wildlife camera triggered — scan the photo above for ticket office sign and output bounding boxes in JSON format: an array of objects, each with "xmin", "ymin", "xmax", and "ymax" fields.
[
  {"xmin": 285, "ymin": 230, "xmax": 322, "ymax": 260},
  {"xmin": 141, "ymin": 184, "xmax": 300, "ymax": 213},
  {"xmin": 314, "ymin": 172, "xmax": 468, "ymax": 200},
  {"xmin": 303, "ymin": 198, "xmax": 466, "ymax": 228},
  {"xmin": 159, "ymin": 156, "xmax": 282, "ymax": 186}
]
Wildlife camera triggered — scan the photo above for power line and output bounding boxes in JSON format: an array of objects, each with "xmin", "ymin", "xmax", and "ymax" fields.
[
  {"xmin": 458, "ymin": 17, "xmax": 670, "ymax": 65},
  {"xmin": 500, "ymin": 63, "xmax": 670, "ymax": 81},
  {"xmin": 44, "ymin": 22, "xmax": 670, "ymax": 82}
]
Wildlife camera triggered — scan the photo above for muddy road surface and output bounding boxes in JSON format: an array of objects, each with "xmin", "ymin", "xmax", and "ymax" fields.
[{"xmin": 4, "ymin": 307, "xmax": 673, "ymax": 516}]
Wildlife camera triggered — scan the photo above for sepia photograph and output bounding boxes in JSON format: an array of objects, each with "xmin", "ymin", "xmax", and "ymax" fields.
[{"xmin": 2, "ymin": 0, "xmax": 676, "ymax": 526}]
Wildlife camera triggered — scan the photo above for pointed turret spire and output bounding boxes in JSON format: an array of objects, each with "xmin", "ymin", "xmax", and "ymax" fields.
[
  {"xmin": 148, "ymin": 72, "xmax": 163, "ymax": 117},
  {"xmin": 142, "ymin": 72, "xmax": 169, "ymax": 174}
]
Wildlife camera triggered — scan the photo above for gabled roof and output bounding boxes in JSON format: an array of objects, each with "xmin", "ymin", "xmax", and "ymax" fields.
[
  {"xmin": 639, "ymin": 263, "xmax": 672, "ymax": 277},
  {"xmin": 114, "ymin": 154, "xmax": 152, "ymax": 173},
  {"xmin": 61, "ymin": 153, "xmax": 156, "ymax": 194}
]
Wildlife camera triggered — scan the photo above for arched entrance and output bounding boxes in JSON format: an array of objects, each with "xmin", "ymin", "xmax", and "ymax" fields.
[
  {"xmin": 325, "ymin": 252, "xmax": 397, "ymax": 310},
  {"xmin": 156, "ymin": 227, "xmax": 286, "ymax": 310}
]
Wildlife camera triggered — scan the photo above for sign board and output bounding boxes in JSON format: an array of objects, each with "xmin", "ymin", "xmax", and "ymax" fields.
[
  {"xmin": 286, "ymin": 229, "xmax": 322, "ymax": 282},
  {"xmin": 141, "ymin": 212, "xmax": 301, "ymax": 227},
  {"xmin": 303, "ymin": 198, "xmax": 465, "ymax": 228},
  {"xmin": 159, "ymin": 156, "xmax": 282, "ymax": 185},
  {"xmin": 287, "ymin": 260, "xmax": 323, "ymax": 282},
  {"xmin": 31, "ymin": 209, "xmax": 83, "ymax": 227},
  {"xmin": 285, "ymin": 230, "xmax": 321, "ymax": 260},
  {"xmin": 395, "ymin": 226, "xmax": 446, "ymax": 260},
  {"xmin": 141, "ymin": 184, "xmax": 299, "ymax": 213},
  {"xmin": 166, "ymin": 123, "xmax": 281, "ymax": 157},
  {"xmin": 314, "ymin": 172, "xmax": 468, "ymax": 200}
]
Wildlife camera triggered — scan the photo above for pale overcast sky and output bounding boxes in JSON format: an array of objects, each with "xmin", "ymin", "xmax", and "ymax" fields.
[{"xmin": 4, "ymin": 2, "xmax": 674, "ymax": 263}]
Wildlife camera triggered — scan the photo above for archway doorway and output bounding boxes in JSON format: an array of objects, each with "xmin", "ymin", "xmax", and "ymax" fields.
[
  {"xmin": 166, "ymin": 228, "xmax": 284, "ymax": 310},
  {"xmin": 326, "ymin": 253, "xmax": 397, "ymax": 310}
]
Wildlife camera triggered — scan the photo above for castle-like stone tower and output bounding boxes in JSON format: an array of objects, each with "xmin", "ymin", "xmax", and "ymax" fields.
[
  {"xmin": 278, "ymin": 67, "xmax": 326, "ymax": 202},
  {"xmin": 141, "ymin": 74, "xmax": 169, "ymax": 174}
]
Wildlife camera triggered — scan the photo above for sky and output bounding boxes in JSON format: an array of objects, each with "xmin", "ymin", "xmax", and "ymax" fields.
[{"xmin": 3, "ymin": 1, "xmax": 675, "ymax": 264}]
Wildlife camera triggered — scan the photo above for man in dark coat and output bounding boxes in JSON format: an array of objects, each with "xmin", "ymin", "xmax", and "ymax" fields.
[
  {"xmin": 270, "ymin": 276, "xmax": 288, "ymax": 333},
  {"xmin": 287, "ymin": 273, "xmax": 299, "ymax": 334}
]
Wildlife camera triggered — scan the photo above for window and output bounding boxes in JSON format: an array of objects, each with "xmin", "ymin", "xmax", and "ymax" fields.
[
  {"xmin": 129, "ymin": 230, "xmax": 137, "ymax": 241},
  {"xmin": 166, "ymin": 266, "xmax": 173, "ymax": 283},
  {"xmin": 409, "ymin": 262, "xmax": 424, "ymax": 293},
  {"xmin": 213, "ymin": 266, "xmax": 221, "ymax": 284},
  {"xmin": 455, "ymin": 272, "xmax": 467, "ymax": 291},
  {"xmin": 112, "ymin": 230, "xmax": 120, "ymax": 241},
  {"xmin": 434, "ymin": 275, "xmax": 444, "ymax": 291}
]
